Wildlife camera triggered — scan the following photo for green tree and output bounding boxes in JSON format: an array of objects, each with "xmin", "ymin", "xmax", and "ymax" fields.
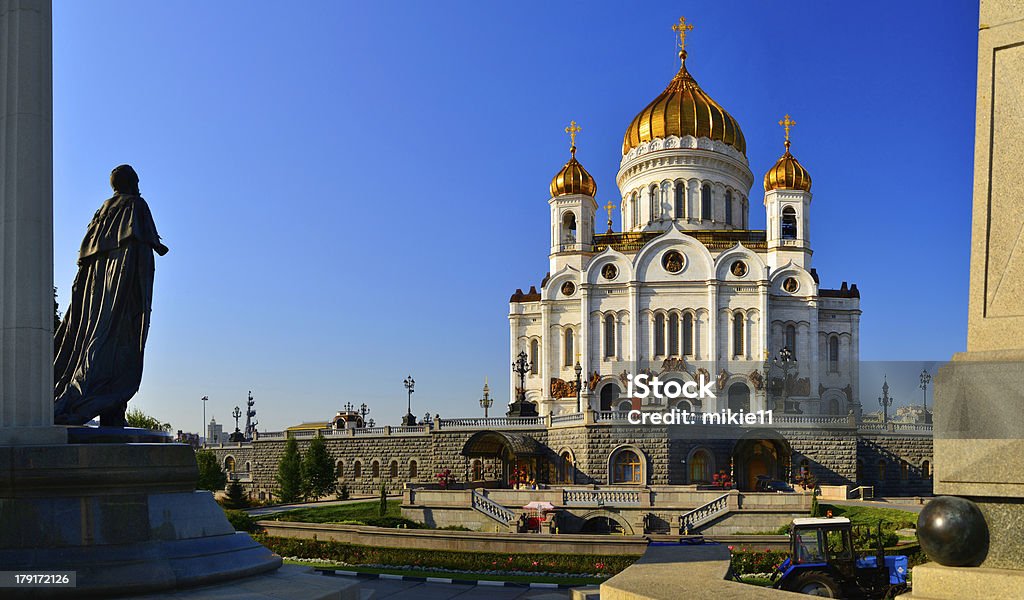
[
  {"xmin": 224, "ymin": 480, "xmax": 250, "ymax": 509},
  {"xmin": 195, "ymin": 449, "xmax": 227, "ymax": 491},
  {"xmin": 125, "ymin": 407, "xmax": 172, "ymax": 432},
  {"xmin": 276, "ymin": 436, "xmax": 304, "ymax": 503},
  {"xmin": 301, "ymin": 434, "xmax": 336, "ymax": 501}
]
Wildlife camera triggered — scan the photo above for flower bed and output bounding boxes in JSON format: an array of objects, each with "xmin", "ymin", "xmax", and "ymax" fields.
[
  {"xmin": 256, "ymin": 535, "xmax": 637, "ymax": 576},
  {"xmin": 728, "ymin": 546, "xmax": 789, "ymax": 576}
]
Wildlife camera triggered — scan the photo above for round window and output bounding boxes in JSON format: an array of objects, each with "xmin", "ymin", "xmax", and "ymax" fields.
[
  {"xmin": 730, "ymin": 260, "xmax": 748, "ymax": 277},
  {"xmin": 561, "ymin": 281, "xmax": 576, "ymax": 296},
  {"xmin": 662, "ymin": 251, "xmax": 685, "ymax": 273},
  {"xmin": 783, "ymin": 277, "xmax": 799, "ymax": 293},
  {"xmin": 601, "ymin": 264, "xmax": 618, "ymax": 280}
]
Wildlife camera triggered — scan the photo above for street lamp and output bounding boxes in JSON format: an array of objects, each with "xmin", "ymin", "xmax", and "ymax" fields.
[
  {"xmin": 479, "ymin": 378, "xmax": 493, "ymax": 418},
  {"xmin": 402, "ymin": 375, "xmax": 416, "ymax": 426},
  {"xmin": 919, "ymin": 369, "xmax": 932, "ymax": 424},
  {"xmin": 574, "ymin": 359, "xmax": 583, "ymax": 413},
  {"xmin": 879, "ymin": 377, "xmax": 894, "ymax": 424},
  {"xmin": 229, "ymin": 405, "xmax": 244, "ymax": 442},
  {"xmin": 201, "ymin": 395, "xmax": 208, "ymax": 446},
  {"xmin": 507, "ymin": 350, "xmax": 538, "ymax": 417}
]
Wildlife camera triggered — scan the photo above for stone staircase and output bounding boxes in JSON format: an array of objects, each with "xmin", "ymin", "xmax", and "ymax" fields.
[
  {"xmin": 678, "ymin": 493, "xmax": 730, "ymax": 533},
  {"xmin": 470, "ymin": 489, "xmax": 515, "ymax": 526}
]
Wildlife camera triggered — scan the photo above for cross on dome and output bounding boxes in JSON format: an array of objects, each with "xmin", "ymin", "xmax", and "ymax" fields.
[
  {"xmin": 565, "ymin": 120, "xmax": 582, "ymax": 156},
  {"xmin": 779, "ymin": 114, "xmax": 796, "ymax": 151},
  {"xmin": 672, "ymin": 16, "xmax": 694, "ymax": 62}
]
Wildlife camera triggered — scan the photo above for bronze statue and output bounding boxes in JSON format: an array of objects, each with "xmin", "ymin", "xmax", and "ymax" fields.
[{"xmin": 54, "ymin": 165, "xmax": 168, "ymax": 426}]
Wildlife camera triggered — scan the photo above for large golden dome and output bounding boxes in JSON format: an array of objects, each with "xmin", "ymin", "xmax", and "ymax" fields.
[
  {"xmin": 622, "ymin": 54, "xmax": 746, "ymax": 156},
  {"xmin": 764, "ymin": 116, "xmax": 811, "ymax": 192},
  {"xmin": 550, "ymin": 147, "xmax": 597, "ymax": 197}
]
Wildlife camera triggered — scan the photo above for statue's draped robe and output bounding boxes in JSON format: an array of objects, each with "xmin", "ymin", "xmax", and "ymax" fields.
[{"xmin": 54, "ymin": 193, "xmax": 168, "ymax": 425}]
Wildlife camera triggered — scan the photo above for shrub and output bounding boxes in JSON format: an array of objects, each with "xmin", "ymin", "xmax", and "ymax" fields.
[
  {"xmin": 337, "ymin": 484, "xmax": 350, "ymax": 501},
  {"xmin": 361, "ymin": 516, "xmax": 424, "ymax": 529},
  {"xmin": 224, "ymin": 509, "xmax": 259, "ymax": 533},
  {"xmin": 728, "ymin": 547, "xmax": 789, "ymax": 575},
  {"xmin": 195, "ymin": 449, "xmax": 227, "ymax": 492},
  {"xmin": 275, "ymin": 437, "xmax": 303, "ymax": 503},
  {"xmin": 224, "ymin": 480, "xmax": 250, "ymax": 509}
]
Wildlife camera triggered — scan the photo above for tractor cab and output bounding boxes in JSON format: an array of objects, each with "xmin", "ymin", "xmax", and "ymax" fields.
[{"xmin": 772, "ymin": 515, "xmax": 908, "ymax": 598}]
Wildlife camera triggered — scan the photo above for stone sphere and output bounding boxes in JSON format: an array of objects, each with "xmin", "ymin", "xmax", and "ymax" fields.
[{"xmin": 917, "ymin": 496, "xmax": 989, "ymax": 566}]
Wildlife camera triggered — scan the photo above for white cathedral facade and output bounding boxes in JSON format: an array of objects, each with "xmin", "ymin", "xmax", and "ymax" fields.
[{"xmin": 509, "ymin": 38, "xmax": 861, "ymax": 420}]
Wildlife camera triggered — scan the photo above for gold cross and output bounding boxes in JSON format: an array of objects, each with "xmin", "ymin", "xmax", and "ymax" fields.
[
  {"xmin": 565, "ymin": 120, "xmax": 581, "ymax": 152},
  {"xmin": 672, "ymin": 16, "xmax": 694, "ymax": 61},
  {"xmin": 605, "ymin": 200, "xmax": 616, "ymax": 232},
  {"xmin": 779, "ymin": 114, "xmax": 796, "ymax": 149}
]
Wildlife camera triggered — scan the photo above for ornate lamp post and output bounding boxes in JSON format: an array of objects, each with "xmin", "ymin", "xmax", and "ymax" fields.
[
  {"xmin": 507, "ymin": 350, "xmax": 538, "ymax": 417},
  {"xmin": 229, "ymin": 405, "xmax": 244, "ymax": 442},
  {"xmin": 201, "ymin": 395, "xmax": 208, "ymax": 446},
  {"xmin": 919, "ymin": 369, "xmax": 932, "ymax": 424},
  {"xmin": 402, "ymin": 375, "xmax": 416, "ymax": 426},
  {"xmin": 574, "ymin": 359, "xmax": 583, "ymax": 413},
  {"xmin": 879, "ymin": 378, "xmax": 894, "ymax": 424},
  {"xmin": 479, "ymin": 379, "xmax": 493, "ymax": 418},
  {"xmin": 761, "ymin": 347, "xmax": 801, "ymax": 413},
  {"xmin": 244, "ymin": 390, "xmax": 257, "ymax": 441}
]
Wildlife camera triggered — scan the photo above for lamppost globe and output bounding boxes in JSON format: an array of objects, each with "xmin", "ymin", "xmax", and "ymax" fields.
[
  {"xmin": 479, "ymin": 379, "xmax": 493, "ymax": 418},
  {"xmin": 402, "ymin": 375, "xmax": 416, "ymax": 426}
]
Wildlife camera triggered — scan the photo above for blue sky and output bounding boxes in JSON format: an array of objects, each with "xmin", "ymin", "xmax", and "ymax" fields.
[{"xmin": 52, "ymin": 1, "xmax": 979, "ymax": 433}]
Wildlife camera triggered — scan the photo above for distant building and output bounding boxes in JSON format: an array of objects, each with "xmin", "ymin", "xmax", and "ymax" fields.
[
  {"xmin": 206, "ymin": 418, "xmax": 225, "ymax": 445},
  {"xmin": 176, "ymin": 431, "xmax": 201, "ymax": 449}
]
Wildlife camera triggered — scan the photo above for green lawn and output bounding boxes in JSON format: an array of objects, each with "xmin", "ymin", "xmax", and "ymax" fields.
[
  {"xmin": 819, "ymin": 504, "xmax": 918, "ymax": 530},
  {"xmin": 283, "ymin": 560, "xmax": 606, "ymax": 586},
  {"xmin": 270, "ymin": 500, "xmax": 403, "ymax": 524}
]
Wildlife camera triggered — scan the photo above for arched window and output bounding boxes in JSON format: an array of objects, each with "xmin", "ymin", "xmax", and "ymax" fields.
[
  {"xmin": 921, "ymin": 460, "xmax": 930, "ymax": 479},
  {"xmin": 900, "ymin": 461, "xmax": 909, "ymax": 481},
  {"xmin": 690, "ymin": 449, "xmax": 712, "ymax": 484},
  {"xmin": 654, "ymin": 314, "xmax": 665, "ymax": 356},
  {"xmin": 781, "ymin": 206, "xmax": 797, "ymax": 239},
  {"xmin": 632, "ymin": 192, "xmax": 639, "ymax": 227},
  {"xmin": 828, "ymin": 336, "xmax": 839, "ymax": 373},
  {"xmin": 650, "ymin": 185, "xmax": 659, "ymax": 219},
  {"xmin": 336, "ymin": 460, "xmax": 345, "ymax": 480},
  {"xmin": 472, "ymin": 459, "xmax": 483, "ymax": 481},
  {"xmin": 682, "ymin": 313, "xmax": 694, "ymax": 356},
  {"xmin": 674, "ymin": 182, "xmax": 685, "ymax": 217},
  {"xmin": 733, "ymin": 313, "xmax": 745, "ymax": 356},
  {"xmin": 604, "ymin": 314, "xmax": 616, "ymax": 358},
  {"xmin": 701, "ymin": 184, "xmax": 712, "ymax": 220},
  {"xmin": 353, "ymin": 461, "xmax": 362, "ymax": 478},
  {"xmin": 878, "ymin": 460, "xmax": 886, "ymax": 481},
  {"xmin": 562, "ymin": 211, "xmax": 577, "ymax": 243},
  {"xmin": 728, "ymin": 383, "xmax": 750, "ymax": 412},
  {"xmin": 224, "ymin": 456, "xmax": 235, "ymax": 472},
  {"xmin": 725, "ymin": 190, "xmax": 733, "ymax": 225},
  {"xmin": 674, "ymin": 398, "xmax": 693, "ymax": 412},
  {"xmin": 244, "ymin": 461, "xmax": 251, "ymax": 472},
  {"xmin": 530, "ymin": 339, "xmax": 539, "ymax": 375},
  {"xmin": 389, "ymin": 460, "xmax": 398, "ymax": 478},
  {"xmin": 668, "ymin": 313, "xmax": 679, "ymax": 356},
  {"xmin": 409, "ymin": 460, "xmax": 418, "ymax": 479},
  {"xmin": 564, "ymin": 328, "xmax": 574, "ymax": 366},
  {"xmin": 612, "ymin": 449, "xmax": 643, "ymax": 484},
  {"xmin": 828, "ymin": 397, "xmax": 840, "ymax": 414},
  {"xmin": 617, "ymin": 399, "xmax": 633, "ymax": 413},
  {"xmin": 785, "ymin": 324, "xmax": 797, "ymax": 358},
  {"xmin": 371, "ymin": 460, "xmax": 380, "ymax": 478}
]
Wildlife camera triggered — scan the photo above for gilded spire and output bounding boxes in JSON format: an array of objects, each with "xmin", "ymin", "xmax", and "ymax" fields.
[
  {"xmin": 672, "ymin": 16, "xmax": 694, "ymax": 63},
  {"xmin": 779, "ymin": 113, "xmax": 796, "ymax": 153},
  {"xmin": 565, "ymin": 120, "xmax": 581, "ymax": 157},
  {"xmin": 605, "ymin": 200, "xmax": 616, "ymax": 233}
]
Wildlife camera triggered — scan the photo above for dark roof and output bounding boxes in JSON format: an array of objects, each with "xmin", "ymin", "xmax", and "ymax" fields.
[
  {"xmin": 461, "ymin": 430, "xmax": 545, "ymax": 457},
  {"xmin": 820, "ymin": 281, "xmax": 860, "ymax": 299},
  {"xmin": 510, "ymin": 285, "xmax": 541, "ymax": 303}
]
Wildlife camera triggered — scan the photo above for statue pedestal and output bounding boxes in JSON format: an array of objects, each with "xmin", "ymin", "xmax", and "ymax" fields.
[{"xmin": 0, "ymin": 442, "xmax": 353, "ymax": 598}]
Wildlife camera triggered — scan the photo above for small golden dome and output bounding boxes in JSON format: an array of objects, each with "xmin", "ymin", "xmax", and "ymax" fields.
[
  {"xmin": 763, "ymin": 147, "xmax": 812, "ymax": 192},
  {"xmin": 550, "ymin": 147, "xmax": 597, "ymax": 197},
  {"xmin": 622, "ymin": 54, "xmax": 746, "ymax": 156}
]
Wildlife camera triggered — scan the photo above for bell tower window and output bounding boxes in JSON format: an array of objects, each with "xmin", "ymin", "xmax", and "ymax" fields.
[
  {"xmin": 781, "ymin": 206, "xmax": 797, "ymax": 239},
  {"xmin": 562, "ymin": 212, "xmax": 577, "ymax": 243},
  {"xmin": 683, "ymin": 313, "xmax": 694, "ymax": 356},
  {"xmin": 674, "ymin": 182, "xmax": 685, "ymax": 218},
  {"xmin": 632, "ymin": 192, "xmax": 639, "ymax": 228}
]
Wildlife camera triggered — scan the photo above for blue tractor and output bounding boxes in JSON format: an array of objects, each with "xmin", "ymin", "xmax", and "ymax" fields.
[{"xmin": 772, "ymin": 516, "xmax": 908, "ymax": 598}]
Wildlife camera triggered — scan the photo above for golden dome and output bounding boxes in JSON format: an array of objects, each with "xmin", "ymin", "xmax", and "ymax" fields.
[
  {"xmin": 763, "ymin": 116, "xmax": 811, "ymax": 192},
  {"xmin": 622, "ymin": 53, "xmax": 746, "ymax": 156},
  {"xmin": 550, "ymin": 147, "xmax": 597, "ymax": 197}
]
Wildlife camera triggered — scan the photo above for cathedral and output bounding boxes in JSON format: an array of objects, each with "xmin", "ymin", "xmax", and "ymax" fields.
[{"xmin": 509, "ymin": 19, "xmax": 861, "ymax": 420}]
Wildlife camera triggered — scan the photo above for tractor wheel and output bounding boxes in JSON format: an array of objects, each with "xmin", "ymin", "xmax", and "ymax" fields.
[{"xmin": 789, "ymin": 571, "xmax": 842, "ymax": 597}]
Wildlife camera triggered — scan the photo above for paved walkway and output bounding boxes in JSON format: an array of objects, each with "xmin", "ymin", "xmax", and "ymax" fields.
[
  {"xmin": 244, "ymin": 495, "xmax": 398, "ymax": 517},
  {"xmin": 827, "ymin": 498, "xmax": 929, "ymax": 514},
  {"xmin": 333, "ymin": 577, "xmax": 572, "ymax": 599}
]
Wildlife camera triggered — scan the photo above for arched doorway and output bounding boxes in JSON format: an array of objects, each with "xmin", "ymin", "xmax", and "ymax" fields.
[
  {"xmin": 461, "ymin": 430, "xmax": 546, "ymax": 488},
  {"xmin": 728, "ymin": 383, "xmax": 750, "ymax": 412},
  {"xmin": 600, "ymin": 383, "xmax": 620, "ymax": 411},
  {"xmin": 732, "ymin": 433, "xmax": 791, "ymax": 491}
]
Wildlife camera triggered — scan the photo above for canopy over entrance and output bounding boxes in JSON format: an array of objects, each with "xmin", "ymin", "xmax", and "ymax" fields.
[{"xmin": 461, "ymin": 430, "xmax": 544, "ymax": 459}]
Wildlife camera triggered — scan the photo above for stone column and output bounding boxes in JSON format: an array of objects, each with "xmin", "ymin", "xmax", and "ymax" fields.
[
  {"xmin": 0, "ymin": 0, "xmax": 63, "ymax": 445},
  {"xmin": 905, "ymin": 4, "xmax": 1024, "ymax": 598}
]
